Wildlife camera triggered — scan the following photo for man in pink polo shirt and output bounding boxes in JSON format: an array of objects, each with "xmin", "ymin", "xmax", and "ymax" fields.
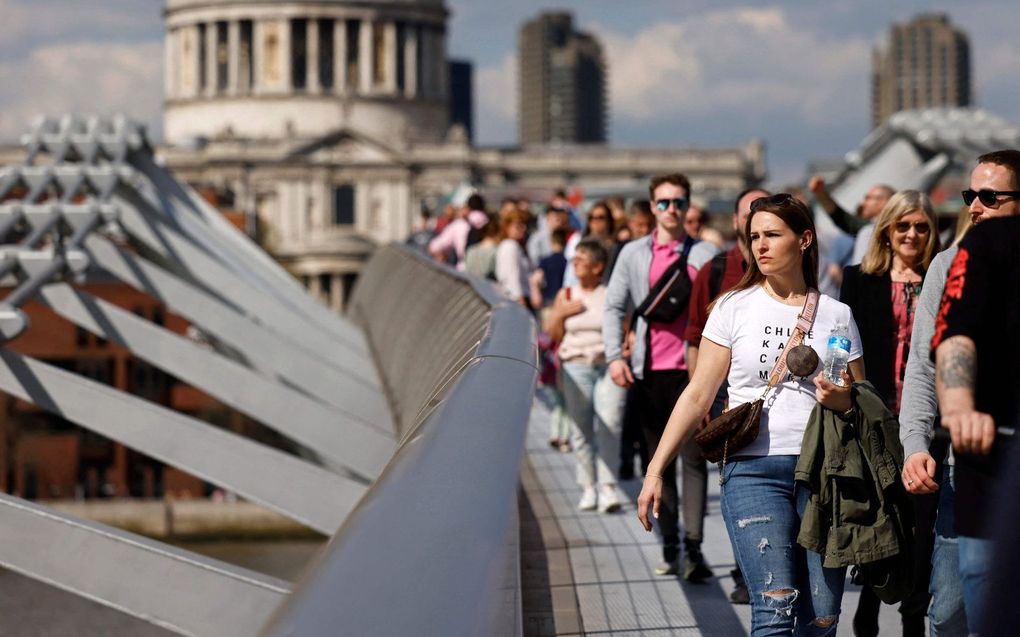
[{"xmin": 603, "ymin": 173, "xmax": 719, "ymax": 578}]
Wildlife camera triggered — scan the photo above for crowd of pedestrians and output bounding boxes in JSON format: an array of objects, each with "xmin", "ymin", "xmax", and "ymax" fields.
[{"xmin": 409, "ymin": 152, "xmax": 1020, "ymax": 636}]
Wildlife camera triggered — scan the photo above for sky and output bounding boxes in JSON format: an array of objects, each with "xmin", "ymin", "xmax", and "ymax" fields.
[{"xmin": 2, "ymin": 0, "xmax": 1020, "ymax": 185}]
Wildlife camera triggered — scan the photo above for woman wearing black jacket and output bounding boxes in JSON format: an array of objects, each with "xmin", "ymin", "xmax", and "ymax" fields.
[{"xmin": 840, "ymin": 190, "xmax": 940, "ymax": 637}]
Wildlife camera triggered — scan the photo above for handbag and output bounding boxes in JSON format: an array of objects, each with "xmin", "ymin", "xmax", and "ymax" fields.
[
  {"xmin": 695, "ymin": 289, "xmax": 820, "ymax": 470},
  {"xmin": 634, "ymin": 238, "xmax": 694, "ymax": 324}
]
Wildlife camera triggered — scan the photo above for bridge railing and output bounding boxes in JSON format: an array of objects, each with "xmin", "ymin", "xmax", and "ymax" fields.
[
  {"xmin": 261, "ymin": 245, "xmax": 538, "ymax": 637},
  {"xmin": 0, "ymin": 115, "xmax": 537, "ymax": 636}
]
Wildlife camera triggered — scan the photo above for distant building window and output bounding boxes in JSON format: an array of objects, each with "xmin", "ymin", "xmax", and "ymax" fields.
[
  {"xmin": 215, "ymin": 21, "xmax": 229, "ymax": 92},
  {"xmin": 197, "ymin": 23, "xmax": 208, "ymax": 91},
  {"xmin": 346, "ymin": 20, "xmax": 360, "ymax": 89},
  {"xmin": 319, "ymin": 19, "xmax": 335, "ymax": 90},
  {"xmin": 239, "ymin": 20, "xmax": 254, "ymax": 92},
  {"xmin": 291, "ymin": 19, "xmax": 308, "ymax": 91},
  {"xmin": 333, "ymin": 185, "xmax": 355, "ymax": 225},
  {"xmin": 372, "ymin": 22, "xmax": 387, "ymax": 86},
  {"xmin": 395, "ymin": 22, "xmax": 406, "ymax": 92},
  {"xmin": 415, "ymin": 25, "xmax": 425, "ymax": 96}
]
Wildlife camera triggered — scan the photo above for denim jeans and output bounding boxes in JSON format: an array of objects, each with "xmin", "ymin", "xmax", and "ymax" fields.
[
  {"xmin": 958, "ymin": 534, "xmax": 994, "ymax": 635},
  {"xmin": 561, "ymin": 362, "xmax": 625, "ymax": 486},
  {"xmin": 721, "ymin": 455, "xmax": 845, "ymax": 636},
  {"xmin": 537, "ymin": 384, "xmax": 573, "ymax": 442},
  {"xmin": 929, "ymin": 466, "xmax": 967, "ymax": 637}
]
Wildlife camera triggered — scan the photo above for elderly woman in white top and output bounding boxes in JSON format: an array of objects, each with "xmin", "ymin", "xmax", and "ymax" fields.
[
  {"xmin": 495, "ymin": 208, "xmax": 533, "ymax": 307},
  {"xmin": 548, "ymin": 239, "xmax": 627, "ymax": 512}
]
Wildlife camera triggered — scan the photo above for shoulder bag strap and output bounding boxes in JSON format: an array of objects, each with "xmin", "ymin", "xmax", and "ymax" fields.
[{"xmin": 763, "ymin": 289, "xmax": 821, "ymax": 392}]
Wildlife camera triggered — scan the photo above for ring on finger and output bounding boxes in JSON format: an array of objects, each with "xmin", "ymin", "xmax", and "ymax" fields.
[{"xmin": 907, "ymin": 479, "xmax": 914, "ymax": 485}]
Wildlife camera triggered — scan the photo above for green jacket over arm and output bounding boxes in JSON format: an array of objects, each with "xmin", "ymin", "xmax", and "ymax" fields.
[{"xmin": 795, "ymin": 381, "xmax": 912, "ymax": 569}]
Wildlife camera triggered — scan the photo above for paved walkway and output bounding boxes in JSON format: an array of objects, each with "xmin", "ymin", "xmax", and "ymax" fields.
[{"xmin": 521, "ymin": 398, "xmax": 904, "ymax": 636}]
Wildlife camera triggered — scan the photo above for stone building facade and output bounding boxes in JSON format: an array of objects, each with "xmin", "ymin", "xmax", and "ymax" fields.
[{"xmin": 160, "ymin": 0, "xmax": 766, "ymax": 311}]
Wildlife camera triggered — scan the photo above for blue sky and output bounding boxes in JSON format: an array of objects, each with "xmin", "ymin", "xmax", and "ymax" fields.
[{"xmin": 2, "ymin": 1, "xmax": 1019, "ymax": 185}]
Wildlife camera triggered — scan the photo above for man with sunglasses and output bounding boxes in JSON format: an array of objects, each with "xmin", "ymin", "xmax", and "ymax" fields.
[
  {"xmin": 603, "ymin": 173, "xmax": 720, "ymax": 577},
  {"xmin": 899, "ymin": 149, "xmax": 1020, "ymax": 636}
]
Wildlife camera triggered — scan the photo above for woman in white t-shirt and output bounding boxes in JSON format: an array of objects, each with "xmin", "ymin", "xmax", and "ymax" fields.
[
  {"xmin": 636, "ymin": 195, "xmax": 865, "ymax": 636},
  {"xmin": 495, "ymin": 209, "xmax": 533, "ymax": 306}
]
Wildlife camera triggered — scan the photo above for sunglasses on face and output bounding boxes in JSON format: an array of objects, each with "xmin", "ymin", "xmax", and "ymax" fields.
[
  {"xmin": 588, "ymin": 214, "xmax": 610, "ymax": 221},
  {"xmin": 894, "ymin": 221, "xmax": 931, "ymax": 234},
  {"xmin": 654, "ymin": 198, "xmax": 689, "ymax": 212},
  {"xmin": 749, "ymin": 193, "xmax": 794, "ymax": 212},
  {"xmin": 961, "ymin": 189, "xmax": 1020, "ymax": 207}
]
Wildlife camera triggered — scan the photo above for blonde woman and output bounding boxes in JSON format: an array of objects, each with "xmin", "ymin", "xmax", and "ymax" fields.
[
  {"xmin": 838, "ymin": 190, "xmax": 939, "ymax": 636},
  {"xmin": 841, "ymin": 190, "xmax": 939, "ymax": 415}
]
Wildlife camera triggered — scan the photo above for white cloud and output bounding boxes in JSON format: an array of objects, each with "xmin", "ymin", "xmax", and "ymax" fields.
[
  {"xmin": 0, "ymin": 41, "xmax": 163, "ymax": 142},
  {"xmin": 475, "ymin": 52, "xmax": 517, "ymax": 144},
  {"xmin": 590, "ymin": 7, "xmax": 871, "ymax": 128}
]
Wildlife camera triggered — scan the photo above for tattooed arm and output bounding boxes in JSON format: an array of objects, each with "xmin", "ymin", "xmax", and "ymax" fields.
[{"xmin": 936, "ymin": 335, "xmax": 995, "ymax": 455}]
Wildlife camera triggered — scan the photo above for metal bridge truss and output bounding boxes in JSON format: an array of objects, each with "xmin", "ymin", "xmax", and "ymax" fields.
[{"xmin": 0, "ymin": 115, "xmax": 537, "ymax": 636}]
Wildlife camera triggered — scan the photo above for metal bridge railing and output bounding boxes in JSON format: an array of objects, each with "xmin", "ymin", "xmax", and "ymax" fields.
[
  {"xmin": 0, "ymin": 115, "xmax": 538, "ymax": 636},
  {"xmin": 261, "ymin": 246, "xmax": 538, "ymax": 636}
]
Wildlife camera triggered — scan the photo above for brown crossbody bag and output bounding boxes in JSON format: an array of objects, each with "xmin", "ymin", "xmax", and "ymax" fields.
[{"xmin": 694, "ymin": 289, "xmax": 821, "ymax": 472}]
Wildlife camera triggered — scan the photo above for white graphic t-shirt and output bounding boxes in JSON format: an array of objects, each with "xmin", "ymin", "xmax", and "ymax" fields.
[{"xmin": 702, "ymin": 286, "xmax": 863, "ymax": 456}]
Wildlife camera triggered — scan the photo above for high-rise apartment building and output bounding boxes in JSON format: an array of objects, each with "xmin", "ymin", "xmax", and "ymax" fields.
[
  {"xmin": 519, "ymin": 12, "xmax": 606, "ymax": 145},
  {"xmin": 871, "ymin": 14, "xmax": 970, "ymax": 128}
]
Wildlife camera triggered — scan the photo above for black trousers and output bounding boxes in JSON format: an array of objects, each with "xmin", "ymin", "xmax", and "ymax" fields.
[
  {"xmin": 634, "ymin": 369, "xmax": 708, "ymax": 562},
  {"xmin": 619, "ymin": 384, "xmax": 649, "ymax": 475},
  {"xmin": 854, "ymin": 435, "xmax": 947, "ymax": 636}
]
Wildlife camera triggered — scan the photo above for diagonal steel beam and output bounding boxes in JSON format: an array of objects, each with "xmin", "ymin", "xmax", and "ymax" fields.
[
  {"xmin": 81, "ymin": 233, "xmax": 389, "ymax": 424},
  {"xmin": 112, "ymin": 191, "xmax": 377, "ymax": 379},
  {"xmin": 128, "ymin": 151, "xmax": 355, "ymax": 345},
  {"xmin": 37, "ymin": 282, "xmax": 395, "ymax": 477},
  {"xmin": 0, "ymin": 492, "xmax": 290, "ymax": 637},
  {"xmin": 0, "ymin": 348, "xmax": 362, "ymax": 534}
]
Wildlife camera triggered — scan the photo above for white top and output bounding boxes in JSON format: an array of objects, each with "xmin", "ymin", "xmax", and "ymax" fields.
[
  {"xmin": 495, "ymin": 239, "xmax": 531, "ymax": 300},
  {"xmin": 559, "ymin": 285, "xmax": 608, "ymax": 366},
  {"xmin": 702, "ymin": 286, "xmax": 863, "ymax": 456}
]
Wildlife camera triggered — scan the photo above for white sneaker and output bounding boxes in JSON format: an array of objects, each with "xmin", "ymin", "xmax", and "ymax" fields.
[
  {"xmin": 578, "ymin": 486, "xmax": 598, "ymax": 511},
  {"xmin": 598, "ymin": 484, "xmax": 621, "ymax": 513}
]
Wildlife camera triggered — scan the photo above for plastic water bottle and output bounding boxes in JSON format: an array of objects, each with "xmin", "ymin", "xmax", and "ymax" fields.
[{"xmin": 823, "ymin": 323, "xmax": 851, "ymax": 386}]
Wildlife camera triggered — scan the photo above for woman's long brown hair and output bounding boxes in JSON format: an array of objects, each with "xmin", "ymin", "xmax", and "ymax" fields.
[{"xmin": 708, "ymin": 194, "xmax": 819, "ymax": 312}]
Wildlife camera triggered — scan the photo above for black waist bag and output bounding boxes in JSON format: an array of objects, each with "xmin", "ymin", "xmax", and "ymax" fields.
[{"xmin": 635, "ymin": 242, "xmax": 693, "ymax": 324}]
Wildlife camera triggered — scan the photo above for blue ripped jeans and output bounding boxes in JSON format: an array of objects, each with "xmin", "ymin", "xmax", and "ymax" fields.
[{"xmin": 721, "ymin": 455, "xmax": 846, "ymax": 636}]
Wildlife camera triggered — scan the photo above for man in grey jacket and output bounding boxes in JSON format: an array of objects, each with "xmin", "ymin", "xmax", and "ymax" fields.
[
  {"xmin": 603, "ymin": 173, "xmax": 718, "ymax": 578},
  {"xmin": 898, "ymin": 149, "xmax": 1020, "ymax": 635}
]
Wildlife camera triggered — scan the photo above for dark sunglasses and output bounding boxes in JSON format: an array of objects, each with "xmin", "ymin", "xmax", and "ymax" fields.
[
  {"xmin": 961, "ymin": 189, "xmax": 1020, "ymax": 207},
  {"xmin": 894, "ymin": 221, "xmax": 931, "ymax": 234},
  {"xmin": 588, "ymin": 214, "xmax": 610, "ymax": 221},
  {"xmin": 654, "ymin": 198, "xmax": 689, "ymax": 212},
  {"xmin": 749, "ymin": 193, "xmax": 794, "ymax": 212}
]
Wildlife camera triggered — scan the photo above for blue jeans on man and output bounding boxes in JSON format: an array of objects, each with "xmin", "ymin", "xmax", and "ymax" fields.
[{"xmin": 928, "ymin": 466, "xmax": 967, "ymax": 636}]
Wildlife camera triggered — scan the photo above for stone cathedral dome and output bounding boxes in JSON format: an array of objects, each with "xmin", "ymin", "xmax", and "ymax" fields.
[{"xmin": 163, "ymin": 0, "xmax": 451, "ymax": 147}]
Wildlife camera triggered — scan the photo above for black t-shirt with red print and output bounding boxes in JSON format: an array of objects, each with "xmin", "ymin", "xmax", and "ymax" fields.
[{"xmin": 931, "ymin": 216, "xmax": 1020, "ymax": 537}]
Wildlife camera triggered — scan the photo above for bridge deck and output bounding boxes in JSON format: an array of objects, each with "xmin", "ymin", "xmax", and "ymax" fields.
[{"xmin": 521, "ymin": 398, "xmax": 902, "ymax": 636}]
